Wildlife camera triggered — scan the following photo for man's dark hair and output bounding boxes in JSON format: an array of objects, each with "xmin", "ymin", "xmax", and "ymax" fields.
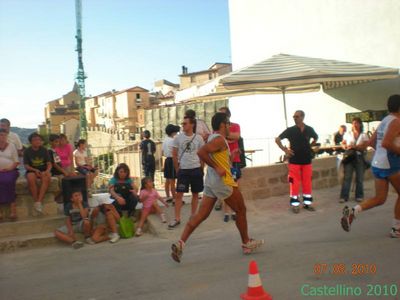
[
  {"xmin": 387, "ymin": 94, "xmax": 400, "ymax": 113},
  {"xmin": 0, "ymin": 118, "xmax": 10, "ymax": 126},
  {"xmin": 211, "ymin": 112, "xmax": 229, "ymax": 131},
  {"xmin": 184, "ymin": 109, "xmax": 196, "ymax": 119},
  {"xmin": 49, "ymin": 134, "xmax": 60, "ymax": 142},
  {"xmin": 296, "ymin": 110, "xmax": 305, "ymax": 118},
  {"xmin": 28, "ymin": 132, "xmax": 43, "ymax": 143},
  {"xmin": 143, "ymin": 130, "xmax": 151, "ymax": 139},
  {"xmin": 183, "ymin": 116, "xmax": 196, "ymax": 133},
  {"xmin": 76, "ymin": 139, "xmax": 86, "ymax": 148},
  {"xmin": 219, "ymin": 106, "xmax": 231, "ymax": 118}
]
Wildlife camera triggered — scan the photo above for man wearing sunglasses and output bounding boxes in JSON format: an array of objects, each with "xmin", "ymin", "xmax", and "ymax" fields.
[
  {"xmin": 275, "ymin": 110, "xmax": 318, "ymax": 213},
  {"xmin": 169, "ymin": 116, "xmax": 205, "ymax": 229}
]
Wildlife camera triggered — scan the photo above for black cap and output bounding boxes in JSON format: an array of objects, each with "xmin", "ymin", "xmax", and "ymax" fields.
[{"xmin": 165, "ymin": 124, "xmax": 180, "ymax": 136}]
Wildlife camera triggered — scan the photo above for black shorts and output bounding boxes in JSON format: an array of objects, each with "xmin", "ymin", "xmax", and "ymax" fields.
[
  {"xmin": 163, "ymin": 157, "xmax": 177, "ymax": 179},
  {"xmin": 176, "ymin": 168, "xmax": 204, "ymax": 193}
]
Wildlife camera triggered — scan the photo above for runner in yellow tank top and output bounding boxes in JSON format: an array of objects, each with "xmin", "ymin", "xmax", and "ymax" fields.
[
  {"xmin": 170, "ymin": 112, "xmax": 263, "ymax": 263},
  {"xmin": 209, "ymin": 136, "xmax": 238, "ymax": 188}
]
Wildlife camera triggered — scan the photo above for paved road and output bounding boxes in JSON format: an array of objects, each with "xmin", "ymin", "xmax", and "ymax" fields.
[{"xmin": 0, "ymin": 180, "xmax": 399, "ymax": 300}]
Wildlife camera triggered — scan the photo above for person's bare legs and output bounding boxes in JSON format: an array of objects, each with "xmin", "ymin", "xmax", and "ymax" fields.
[
  {"xmin": 91, "ymin": 225, "xmax": 109, "ymax": 243},
  {"xmin": 359, "ymin": 179, "xmax": 389, "ymax": 211},
  {"xmin": 191, "ymin": 192, "xmax": 199, "ymax": 216},
  {"xmin": 224, "ymin": 187, "xmax": 250, "ymax": 244},
  {"xmin": 180, "ymin": 196, "xmax": 216, "ymax": 243},
  {"xmin": 173, "ymin": 192, "xmax": 184, "ymax": 222},
  {"xmin": 137, "ymin": 209, "xmax": 151, "ymax": 230},
  {"xmin": 37, "ymin": 172, "xmax": 51, "ymax": 203},
  {"xmin": 54, "ymin": 230, "xmax": 75, "ymax": 244},
  {"xmin": 26, "ymin": 172, "xmax": 39, "ymax": 202},
  {"xmin": 104, "ymin": 205, "xmax": 120, "ymax": 233}
]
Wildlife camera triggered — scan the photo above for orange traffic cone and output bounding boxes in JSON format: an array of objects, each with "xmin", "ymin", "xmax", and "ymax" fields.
[{"xmin": 241, "ymin": 260, "xmax": 272, "ymax": 300}]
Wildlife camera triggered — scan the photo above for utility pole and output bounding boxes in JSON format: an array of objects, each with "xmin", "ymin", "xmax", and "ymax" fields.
[{"xmin": 75, "ymin": 0, "xmax": 88, "ymax": 139}]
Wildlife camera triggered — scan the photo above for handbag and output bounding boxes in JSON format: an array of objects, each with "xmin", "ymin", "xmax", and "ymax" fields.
[
  {"xmin": 118, "ymin": 215, "xmax": 135, "ymax": 238},
  {"xmin": 342, "ymin": 149, "xmax": 356, "ymax": 164}
]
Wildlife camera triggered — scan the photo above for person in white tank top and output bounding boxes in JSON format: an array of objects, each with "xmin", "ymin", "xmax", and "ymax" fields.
[{"xmin": 341, "ymin": 94, "xmax": 400, "ymax": 238}]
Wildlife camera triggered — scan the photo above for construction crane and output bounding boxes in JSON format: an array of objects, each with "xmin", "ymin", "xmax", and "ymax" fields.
[{"xmin": 75, "ymin": 0, "xmax": 88, "ymax": 139}]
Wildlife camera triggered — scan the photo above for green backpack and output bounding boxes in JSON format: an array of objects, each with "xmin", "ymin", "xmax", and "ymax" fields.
[{"xmin": 118, "ymin": 215, "xmax": 135, "ymax": 238}]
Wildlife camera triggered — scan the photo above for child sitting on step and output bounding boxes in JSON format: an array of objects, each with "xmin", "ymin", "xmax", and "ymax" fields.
[
  {"xmin": 54, "ymin": 189, "xmax": 91, "ymax": 249},
  {"xmin": 135, "ymin": 177, "xmax": 169, "ymax": 236}
]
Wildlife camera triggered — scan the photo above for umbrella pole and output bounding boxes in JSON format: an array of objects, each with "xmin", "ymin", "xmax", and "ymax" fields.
[{"xmin": 282, "ymin": 88, "xmax": 288, "ymax": 128}]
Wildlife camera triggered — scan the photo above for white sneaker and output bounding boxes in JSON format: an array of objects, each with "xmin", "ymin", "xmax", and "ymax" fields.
[
  {"xmin": 34, "ymin": 202, "xmax": 43, "ymax": 214},
  {"xmin": 72, "ymin": 241, "xmax": 84, "ymax": 249},
  {"xmin": 109, "ymin": 233, "xmax": 120, "ymax": 243},
  {"xmin": 135, "ymin": 228, "xmax": 143, "ymax": 236},
  {"xmin": 160, "ymin": 213, "xmax": 167, "ymax": 223},
  {"xmin": 85, "ymin": 237, "xmax": 96, "ymax": 245}
]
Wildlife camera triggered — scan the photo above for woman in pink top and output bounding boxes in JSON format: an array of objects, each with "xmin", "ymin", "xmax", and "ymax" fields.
[
  {"xmin": 55, "ymin": 134, "xmax": 74, "ymax": 174},
  {"xmin": 136, "ymin": 177, "xmax": 168, "ymax": 236}
]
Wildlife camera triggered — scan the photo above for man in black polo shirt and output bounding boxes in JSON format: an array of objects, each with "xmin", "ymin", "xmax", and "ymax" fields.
[{"xmin": 275, "ymin": 110, "xmax": 318, "ymax": 213}]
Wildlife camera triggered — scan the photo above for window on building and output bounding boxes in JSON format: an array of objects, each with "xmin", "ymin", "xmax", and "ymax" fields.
[
  {"xmin": 136, "ymin": 93, "xmax": 141, "ymax": 103},
  {"xmin": 209, "ymin": 73, "xmax": 213, "ymax": 80}
]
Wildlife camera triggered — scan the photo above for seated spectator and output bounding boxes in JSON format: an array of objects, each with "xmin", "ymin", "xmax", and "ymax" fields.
[
  {"xmin": 108, "ymin": 163, "xmax": 138, "ymax": 217},
  {"xmin": 54, "ymin": 190, "xmax": 91, "ymax": 249},
  {"xmin": 73, "ymin": 139, "xmax": 97, "ymax": 191},
  {"xmin": 0, "ymin": 128, "xmax": 19, "ymax": 221},
  {"xmin": 24, "ymin": 132, "xmax": 51, "ymax": 214},
  {"xmin": 0, "ymin": 118, "xmax": 23, "ymax": 157},
  {"xmin": 334, "ymin": 125, "xmax": 347, "ymax": 145},
  {"xmin": 49, "ymin": 134, "xmax": 76, "ymax": 177},
  {"xmin": 136, "ymin": 177, "xmax": 168, "ymax": 236},
  {"xmin": 100, "ymin": 200, "xmax": 121, "ymax": 243},
  {"xmin": 55, "ymin": 134, "xmax": 74, "ymax": 174}
]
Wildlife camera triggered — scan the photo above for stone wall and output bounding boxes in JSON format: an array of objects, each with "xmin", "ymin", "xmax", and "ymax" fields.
[{"xmin": 240, "ymin": 156, "xmax": 373, "ymax": 201}]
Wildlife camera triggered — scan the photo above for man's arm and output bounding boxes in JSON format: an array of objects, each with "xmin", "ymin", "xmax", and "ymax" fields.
[
  {"xmin": 275, "ymin": 137, "xmax": 294, "ymax": 157},
  {"xmin": 382, "ymin": 118, "xmax": 400, "ymax": 154},
  {"xmin": 172, "ymin": 147, "xmax": 179, "ymax": 173}
]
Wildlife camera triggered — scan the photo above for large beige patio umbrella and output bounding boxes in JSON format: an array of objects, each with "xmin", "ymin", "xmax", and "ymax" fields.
[{"xmin": 215, "ymin": 54, "xmax": 400, "ymax": 127}]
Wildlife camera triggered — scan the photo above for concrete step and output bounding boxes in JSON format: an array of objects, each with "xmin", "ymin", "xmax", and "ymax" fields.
[
  {"xmin": 0, "ymin": 215, "xmax": 65, "ymax": 239},
  {"xmin": 0, "ymin": 232, "xmax": 59, "ymax": 253}
]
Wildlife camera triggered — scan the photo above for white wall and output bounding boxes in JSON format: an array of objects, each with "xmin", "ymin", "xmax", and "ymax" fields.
[{"xmin": 228, "ymin": 0, "xmax": 400, "ymax": 166}]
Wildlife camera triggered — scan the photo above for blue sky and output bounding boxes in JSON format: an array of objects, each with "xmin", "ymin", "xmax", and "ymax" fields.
[{"xmin": 0, "ymin": 0, "xmax": 231, "ymax": 128}]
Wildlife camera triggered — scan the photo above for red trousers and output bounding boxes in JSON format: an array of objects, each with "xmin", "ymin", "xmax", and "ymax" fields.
[{"xmin": 288, "ymin": 163, "xmax": 312, "ymax": 197}]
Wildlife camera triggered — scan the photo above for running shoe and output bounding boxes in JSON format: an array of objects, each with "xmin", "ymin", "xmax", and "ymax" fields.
[
  {"xmin": 214, "ymin": 203, "xmax": 222, "ymax": 211},
  {"xmin": 341, "ymin": 206, "xmax": 355, "ymax": 232},
  {"xmin": 168, "ymin": 219, "xmax": 180, "ymax": 229},
  {"xmin": 109, "ymin": 232, "xmax": 120, "ymax": 243},
  {"xmin": 135, "ymin": 228, "xmax": 143, "ymax": 236},
  {"xmin": 85, "ymin": 237, "xmax": 96, "ymax": 245},
  {"xmin": 223, "ymin": 215, "xmax": 229, "ymax": 222},
  {"xmin": 72, "ymin": 241, "xmax": 84, "ymax": 249},
  {"xmin": 242, "ymin": 238, "xmax": 264, "ymax": 255},
  {"xmin": 390, "ymin": 228, "xmax": 400, "ymax": 238},
  {"xmin": 231, "ymin": 214, "xmax": 236, "ymax": 221},
  {"xmin": 171, "ymin": 240, "xmax": 185, "ymax": 263},
  {"xmin": 165, "ymin": 197, "xmax": 174, "ymax": 203}
]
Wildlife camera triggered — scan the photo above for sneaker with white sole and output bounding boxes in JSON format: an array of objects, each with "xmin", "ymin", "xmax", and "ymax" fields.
[
  {"xmin": 242, "ymin": 238, "xmax": 264, "ymax": 255},
  {"xmin": 341, "ymin": 206, "xmax": 355, "ymax": 232},
  {"xmin": 72, "ymin": 241, "xmax": 84, "ymax": 249},
  {"xmin": 168, "ymin": 219, "xmax": 181, "ymax": 229},
  {"xmin": 171, "ymin": 240, "xmax": 185, "ymax": 263},
  {"xmin": 135, "ymin": 228, "xmax": 143, "ymax": 236},
  {"xmin": 34, "ymin": 202, "xmax": 43, "ymax": 214},
  {"xmin": 390, "ymin": 227, "xmax": 400, "ymax": 238},
  {"xmin": 85, "ymin": 237, "xmax": 96, "ymax": 245},
  {"xmin": 109, "ymin": 232, "xmax": 120, "ymax": 243}
]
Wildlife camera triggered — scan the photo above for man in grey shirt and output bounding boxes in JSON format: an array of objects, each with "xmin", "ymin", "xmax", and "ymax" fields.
[{"xmin": 169, "ymin": 116, "xmax": 205, "ymax": 229}]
